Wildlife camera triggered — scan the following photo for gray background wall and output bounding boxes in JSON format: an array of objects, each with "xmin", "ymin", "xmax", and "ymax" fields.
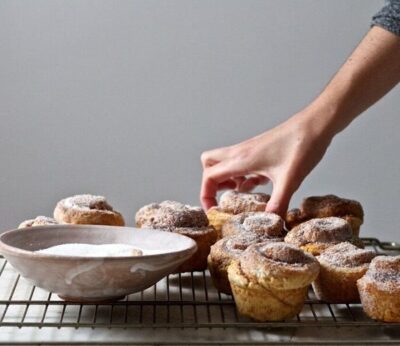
[{"xmin": 0, "ymin": 0, "xmax": 399, "ymax": 241}]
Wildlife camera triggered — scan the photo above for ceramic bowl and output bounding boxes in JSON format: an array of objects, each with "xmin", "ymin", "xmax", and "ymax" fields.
[{"xmin": 0, "ymin": 225, "xmax": 197, "ymax": 302}]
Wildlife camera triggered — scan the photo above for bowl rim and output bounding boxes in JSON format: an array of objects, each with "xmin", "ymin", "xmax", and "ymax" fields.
[{"xmin": 0, "ymin": 224, "xmax": 198, "ymax": 261}]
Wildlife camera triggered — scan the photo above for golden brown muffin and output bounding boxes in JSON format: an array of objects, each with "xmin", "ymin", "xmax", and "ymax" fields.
[
  {"xmin": 284, "ymin": 217, "xmax": 361, "ymax": 256},
  {"xmin": 206, "ymin": 207, "xmax": 232, "ymax": 238},
  {"xmin": 135, "ymin": 200, "xmax": 208, "ymax": 228},
  {"xmin": 207, "ymin": 191, "xmax": 270, "ymax": 236},
  {"xmin": 312, "ymin": 242, "xmax": 376, "ymax": 303},
  {"xmin": 208, "ymin": 233, "xmax": 283, "ymax": 295},
  {"xmin": 286, "ymin": 195, "xmax": 364, "ymax": 236},
  {"xmin": 18, "ymin": 216, "xmax": 58, "ymax": 229},
  {"xmin": 54, "ymin": 195, "xmax": 125, "ymax": 226},
  {"xmin": 221, "ymin": 211, "xmax": 284, "ymax": 238},
  {"xmin": 357, "ymin": 255, "xmax": 400, "ymax": 322},
  {"xmin": 135, "ymin": 201, "xmax": 217, "ymax": 272},
  {"xmin": 228, "ymin": 242, "xmax": 320, "ymax": 321}
]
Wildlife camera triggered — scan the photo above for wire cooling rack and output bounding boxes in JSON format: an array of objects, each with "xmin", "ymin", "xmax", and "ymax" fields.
[{"xmin": 0, "ymin": 237, "xmax": 400, "ymax": 345}]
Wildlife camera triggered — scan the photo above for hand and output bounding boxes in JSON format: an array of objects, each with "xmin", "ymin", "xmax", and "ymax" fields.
[
  {"xmin": 200, "ymin": 111, "xmax": 334, "ymax": 216},
  {"xmin": 201, "ymin": 27, "xmax": 400, "ymax": 216}
]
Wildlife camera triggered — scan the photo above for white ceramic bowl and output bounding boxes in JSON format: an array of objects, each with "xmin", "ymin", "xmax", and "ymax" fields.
[{"xmin": 0, "ymin": 225, "xmax": 197, "ymax": 302}]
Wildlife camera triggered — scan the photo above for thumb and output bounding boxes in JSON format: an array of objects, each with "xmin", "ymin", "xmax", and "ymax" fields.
[{"xmin": 265, "ymin": 178, "xmax": 295, "ymax": 217}]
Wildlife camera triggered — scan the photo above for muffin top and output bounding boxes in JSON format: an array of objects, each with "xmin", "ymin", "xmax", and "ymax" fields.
[
  {"xmin": 238, "ymin": 241, "xmax": 320, "ymax": 290},
  {"xmin": 284, "ymin": 217, "xmax": 353, "ymax": 247},
  {"xmin": 211, "ymin": 232, "xmax": 282, "ymax": 259},
  {"xmin": 286, "ymin": 194, "xmax": 364, "ymax": 229},
  {"xmin": 360, "ymin": 255, "xmax": 400, "ymax": 291},
  {"xmin": 300, "ymin": 194, "xmax": 364, "ymax": 219},
  {"xmin": 19, "ymin": 216, "xmax": 58, "ymax": 229},
  {"xmin": 226, "ymin": 212, "xmax": 285, "ymax": 237},
  {"xmin": 57, "ymin": 194, "xmax": 115, "ymax": 212},
  {"xmin": 218, "ymin": 191, "xmax": 270, "ymax": 214},
  {"xmin": 318, "ymin": 242, "xmax": 376, "ymax": 268},
  {"xmin": 135, "ymin": 200, "xmax": 209, "ymax": 228}
]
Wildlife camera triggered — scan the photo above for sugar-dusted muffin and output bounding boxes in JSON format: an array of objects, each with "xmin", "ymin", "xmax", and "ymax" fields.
[
  {"xmin": 54, "ymin": 194, "xmax": 125, "ymax": 226},
  {"xmin": 19, "ymin": 216, "xmax": 58, "ymax": 229},
  {"xmin": 312, "ymin": 242, "xmax": 376, "ymax": 303},
  {"xmin": 357, "ymin": 255, "xmax": 400, "ymax": 322},
  {"xmin": 135, "ymin": 200, "xmax": 217, "ymax": 272},
  {"xmin": 207, "ymin": 191, "xmax": 270, "ymax": 237},
  {"xmin": 228, "ymin": 242, "xmax": 320, "ymax": 321},
  {"xmin": 221, "ymin": 211, "xmax": 284, "ymax": 238},
  {"xmin": 284, "ymin": 217, "xmax": 362, "ymax": 256},
  {"xmin": 208, "ymin": 233, "xmax": 282, "ymax": 294},
  {"xmin": 286, "ymin": 195, "xmax": 364, "ymax": 236}
]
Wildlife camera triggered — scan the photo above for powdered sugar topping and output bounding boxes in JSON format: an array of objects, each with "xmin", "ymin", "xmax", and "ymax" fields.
[
  {"xmin": 37, "ymin": 243, "xmax": 143, "ymax": 257},
  {"xmin": 360, "ymin": 255, "xmax": 400, "ymax": 291},
  {"xmin": 19, "ymin": 216, "xmax": 58, "ymax": 229},
  {"xmin": 61, "ymin": 194, "xmax": 113, "ymax": 211},
  {"xmin": 219, "ymin": 191, "xmax": 270, "ymax": 213},
  {"xmin": 136, "ymin": 200, "xmax": 208, "ymax": 228},
  {"xmin": 242, "ymin": 213, "xmax": 282, "ymax": 235},
  {"xmin": 318, "ymin": 242, "xmax": 376, "ymax": 267},
  {"xmin": 285, "ymin": 217, "xmax": 353, "ymax": 246},
  {"xmin": 158, "ymin": 200, "xmax": 203, "ymax": 212},
  {"xmin": 257, "ymin": 242, "xmax": 316, "ymax": 265}
]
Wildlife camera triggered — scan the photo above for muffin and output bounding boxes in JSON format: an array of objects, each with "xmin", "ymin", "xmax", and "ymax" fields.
[
  {"xmin": 19, "ymin": 216, "xmax": 58, "ymax": 229},
  {"xmin": 135, "ymin": 200, "xmax": 218, "ymax": 272},
  {"xmin": 312, "ymin": 242, "xmax": 376, "ymax": 303},
  {"xmin": 208, "ymin": 233, "xmax": 282, "ymax": 294},
  {"xmin": 207, "ymin": 191, "xmax": 270, "ymax": 237},
  {"xmin": 221, "ymin": 211, "xmax": 285, "ymax": 239},
  {"xmin": 286, "ymin": 195, "xmax": 364, "ymax": 236},
  {"xmin": 228, "ymin": 242, "xmax": 320, "ymax": 321},
  {"xmin": 357, "ymin": 255, "xmax": 400, "ymax": 322},
  {"xmin": 54, "ymin": 194, "xmax": 125, "ymax": 226},
  {"xmin": 284, "ymin": 217, "xmax": 361, "ymax": 256}
]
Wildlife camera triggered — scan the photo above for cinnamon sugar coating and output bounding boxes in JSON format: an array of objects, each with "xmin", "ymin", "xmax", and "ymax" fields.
[
  {"xmin": 18, "ymin": 216, "xmax": 58, "ymax": 229},
  {"xmin": 213, "ymin": 233, "xmax": 282, "ymax": 259},
  {"xmin": 221, "ymin": 212, "xmax": 284, "ymax": 238},
  {"xmin": 208, "ymin": 233, "xmax": 282, "ymax": 294},
  {"xmin": 54, "ymin": 194, "xmax": 125, "ymax": 226},
  {"xmin": 135, "ymin": 200, "xmax": 208, "ymax": 228},
  {"xmin": 312, "ymin": 242, "xmax": 376, "ymax": 303},
  {"xmin": 207, "ymin": 191, "xmax": 270, "ymax": 237},
  {"xmin": 358, "ymin": 255, "xmax": 400, "ymax": 291},
  {"xmin": 135, "ymin": 201, "xmax": 217, "ymax": 272},
  {"xmin": 238, "ymin": 242, "xmax": 320, "ymax": 290},
  {"xmin": 357, "ymin": 256, "xmax": 400, "ymax": 322},
  {"xmin": 318, "ymin": 242, "xmax": 375, "ymax": 268},
  {"xmin": 285, "ymin": 195, "xmax": 364, "ymax": 235},
  {"xmin": 227, "ymin": 242, "xmax": 319, "ymax": 321},
  {"xmin": 284, "ymin": 217, "xmax": 356, "ymax": 256},
  {"xmin": 219, "ymin": 191, "xmax": 270, "ymax": 214}
]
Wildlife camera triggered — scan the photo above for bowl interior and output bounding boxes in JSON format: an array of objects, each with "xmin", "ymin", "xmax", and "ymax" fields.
[{"xmin": 0, "ymin": 225, "xmax": 197, "ymax": 258}]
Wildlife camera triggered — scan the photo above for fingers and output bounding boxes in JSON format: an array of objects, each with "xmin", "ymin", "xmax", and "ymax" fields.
[
  {"xmin": 266, "ymin": 178, "xmax": 297, "ymax": 217},
  {"xmin": 200, "ymin": 147, "xmax": 231, "ymax": 168},
  {"xmin": 237, "ymin": 175, "xmax": 269, "ymax": 192},
  {"xmin": 200, "ymin": 160, "xmax": 247, "ymax": 210}
]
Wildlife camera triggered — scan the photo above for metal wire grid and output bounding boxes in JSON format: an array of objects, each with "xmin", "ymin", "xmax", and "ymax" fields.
[{"xmin": 0, "ymin": 237, "xmax": 399, "ymax": 332}]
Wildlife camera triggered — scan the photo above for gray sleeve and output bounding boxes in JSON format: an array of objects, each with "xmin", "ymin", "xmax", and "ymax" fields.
[{"xmin": 372, "ymin": 0, "xmax": 400, "ymax": 35}]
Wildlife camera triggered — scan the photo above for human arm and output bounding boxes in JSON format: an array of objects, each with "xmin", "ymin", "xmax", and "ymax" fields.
[{"xmin": 200, "ymin": 26, "xmax": 400, "ymax": 216}]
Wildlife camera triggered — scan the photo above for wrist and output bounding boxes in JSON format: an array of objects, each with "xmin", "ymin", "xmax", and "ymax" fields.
[
  {"xmin": 293, "ymin": 102, "xmax": 339, "ymax": 143},
  {"xmin": 298, "ymin": 68, "xmax": 360, "ymax": 139}
]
